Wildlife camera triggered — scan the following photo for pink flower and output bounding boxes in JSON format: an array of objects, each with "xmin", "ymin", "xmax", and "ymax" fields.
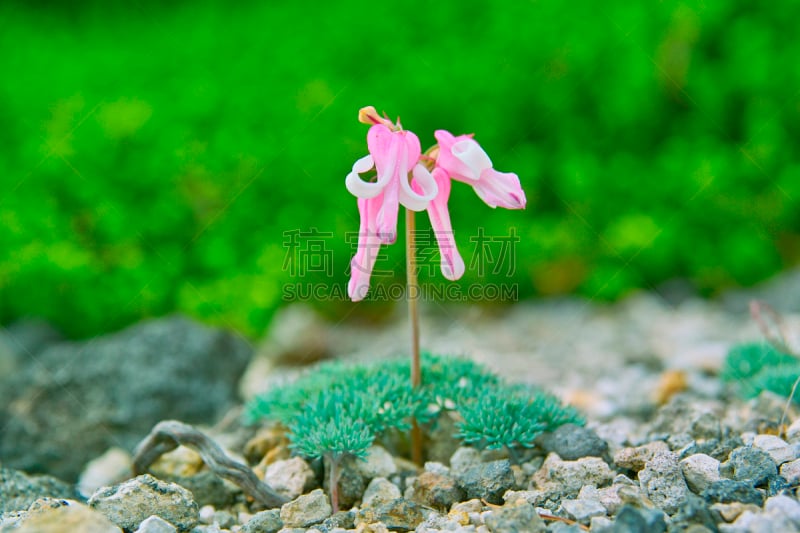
[
  {"xmin": 434, "ymin": 130, "xmax": 526, "ymax": 209},
  {"xmin": 346, "ymin": 124, "xmax": 437, "ymax": 301},
  {"xmin": 423, "ymin": 167, "xmax": 465, "ymax": 280},
  {"xmin": 423, "ymin": 130, "xmax": 526, "ymax": 280}
]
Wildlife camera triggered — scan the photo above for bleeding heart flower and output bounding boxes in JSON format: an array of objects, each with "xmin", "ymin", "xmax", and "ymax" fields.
[
  {"xmin": 422, "ymin": 130, "xmax": 526, "ymax": 280},
  {"xmin": 434, "ymin": 129, "xmax": 526, "ymax": 210},
  {"xmin": 345, "ymin": 122, "xmax": 437, "ymax": 301}
]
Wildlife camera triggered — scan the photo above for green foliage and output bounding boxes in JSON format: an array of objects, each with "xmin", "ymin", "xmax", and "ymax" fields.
[
  {"xmin": 455, "ymin": 384, "xmax": 583, "ymax": 451},
  {"xmin": 3, "ymin": 1, "xmax": 800, "ymax": 337},
  {"xmin": 721, "ymin": 342, "xmax": 800, "ymax": 401},
  {"xmin": 288, "ymin": 389, "xmax": 376, "ymax": 461},
  {"xmin": 246, "ymin": 354, "xmax": 582, "ymax": 460}
]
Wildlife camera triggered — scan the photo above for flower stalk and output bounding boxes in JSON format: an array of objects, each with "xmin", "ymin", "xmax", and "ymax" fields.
[{"xmin": 406, "ymin": 207, "xmax": 423, "ymax": 464}]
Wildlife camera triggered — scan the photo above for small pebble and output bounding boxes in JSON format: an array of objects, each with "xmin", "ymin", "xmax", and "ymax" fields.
[
  {"xmin": 559, "ymin": 498, "xmax": 606, "ymax": 523},
  {"xmin": 753, "ymin": 434, "xmax": 797, "ymax": 465},
  {"xmin": 134, "ymin": 515, "xmax": 177, "ymax": 533},
  {"xmin": 680, "ymin": 453, "xmax": 721, "ymax": 493},
  {"xmin": 701, "ymin": 479, "xmax": 764, "ymax": 506},
  {"xmin": 456, "ymin": 460, "xmax": 515, "ymax": 505},
  {"xmin": 780, "ymin": 458, "xmax": 800, "ymax": 484},
  {"xmin": 614, "ymin": 441, "xmax": 670, "ymax": 472},
  {"xmin": 361, "ymin": 477, "xmax": 401, "ymax": 507},
  {"xmin": 637, "ymin": 450, "xmax": 689, "ymax": 515},
  {"xmin": 279, "ymin": 489, "xmax": 332, "ymax": 529},
  {"xmin": 720, "ymin": 446, "xmax": 777, "ymax": 486},
  {"xmin": 483, "ymin": 502, "xmax": 545, "ymax": 533}
]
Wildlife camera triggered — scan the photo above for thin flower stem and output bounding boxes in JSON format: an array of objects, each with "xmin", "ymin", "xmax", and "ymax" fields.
[
  {"xmin": 329, "ymin": 455, "xmax": 340, "ymax": 513},
  {"xmin": 406, "ymin": 207, "xmax": 423, "ymax": 465}
]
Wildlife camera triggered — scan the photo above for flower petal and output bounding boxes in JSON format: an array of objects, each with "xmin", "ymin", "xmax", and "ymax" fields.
[
  {"xmin": 434, "ymin": 129, "xmax": 478, "ymax": 182},
  {"xmin": 451, "ymin": 138, "xmax": 493, "ymax": 180},
  {"xmin": 426, "ymin": 168, "xmax": 465, "ymax": 280},
  {"xmin": 345, "ymin": 154, "xmax": 384, "ymax": 198},
  {"xmin": 376, "ymin": 174, "xmax": 399, "ymax": 244},
  {"xmin": 368, "ymin": 124, "xmax": 399, "ymax": 185},
  {"xmin": 473, "ymin": 168, "xmax": 527, "ymax": 209},
  {"xmin": 348, "ymin": 195, "xmax": 383, "ymax": 301},
  {"xmin": 400, "ymin": 164, "xmax": 438, "ymax": 211}
]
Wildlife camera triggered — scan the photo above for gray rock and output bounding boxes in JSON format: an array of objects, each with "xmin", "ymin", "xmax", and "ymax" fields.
[
  {"xmin": 680, "ymin": 453, "xmax": 721, "ymax": 494},
  {"xmin": 483, "ymin": 502, "xmax": 545, "ymax": 533},
  {"xmin": 265, "ymin": 457, "xmax": 316, "ymax": 500},
  {"xmin": 1, "ymin": 498, "xmax": 122, "ymax": 533},
  {"xmin": 353, "ymin": 445, "xmax": 397, "ymax": 480},
  {"xmin": 531, "ymin": 454, "xmax": 615, "ymax": 498},
  {"xmin": 411, "ymin": 471, "xmax": 464, "ymax": 512},
  {"xmin": 721, "ymin": 503, "xmax": 800, "ymax": 533},
  {"xmin": 765, "ymin": 494, "xmax": 800, "ymax": 527},
  {"xmin": 356, "ymin": 498, "xmax": 424, "ymax": 531},
  {"xmin": 614, "ymin": 441, "xmax": 670, "ymax": 472},
  {"xmin": 670, "ymin": 494, "xmax": 719, "ymax": 532},
  {"xmin": 329, "ymin": 445, "xmax": 397, "ymax": 509},
  {"xmin": 753, "ymin": 434, "xmax": 797, "ymax": 466},
  {"xmin": 605, "ymin": 504, "xmax": 666, "ymax": 533},
  {"xmin": 361, "ymin": 477, "xmax": 401, "ymax": 507},
  {"xmin": 449, "ymin": 447, "xmax": 482, "ymax": 475},
  {"xmin": 537, "ymin": 424, "xmax": 608, "ymax": 460},
  {"xmin": 780, "ymin": 458, "xmax": 800, "ymax": 484},
  {"xmin": 456, "ymin": 460, "xmax": 515, "ymax": 505},
  {"xmin": 88, "ymin": 474, "xmax": 198, "ymax": 531},
  {"xmin": 0, "ymin": 467, "xmax": 78, "ymax": 514},
  {"xmin": 134, "ymin": 515, "xmax": 177, "ymax": 533},
  {"xmin": 2, "ymin": 319, "xmax": 63, "ymax": 360},
  {"xmin": 701, "ymin": 479, "xmax": 764, "ymax": 506},
  {"xmin": 720, "ymin": 446, "xmax": 777, "ymax": 486},
  {"xmin": 0, "ymin": 316, "xmax": 251, "ymax": 481},
  {"xmin": 319, "ymin": 511, "xmax": 356, "ymax": 531},
  {"xmin": 279, "ymin": 489, "xmax": 331, "ymax": 528},
  {"xmin": 160, "ymin": 471, "xmax": 239, "ymax": 508},
  {"xmin": 559, "ymin": 498, "xmax": 606, "ymax": 523},
  {"xmin": 638, "ymin": 450, "xmax": 689, "ymax": 514},
  {"xmin": 241, "ymin": 508, "xmax": 283, "ymax": 533},
  {"xmin": 647, "ymin": 396, "xmax": 721, "ymax": 442}
]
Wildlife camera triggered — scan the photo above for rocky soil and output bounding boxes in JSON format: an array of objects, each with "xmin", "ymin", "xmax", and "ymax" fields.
[{"xmin": 3, "ymin": 270, "xmax": 800, "ymax": 532}]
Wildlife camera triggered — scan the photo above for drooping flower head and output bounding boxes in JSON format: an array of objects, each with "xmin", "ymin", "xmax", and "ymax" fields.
[
  {"xmin": 345, "ymin": 107, "xmax": 526, "ymax": 300},
  {"xmin": 434, "ymin": 130, "xmax": 526, "ymax": 209},
  {"xmin": 423, "ymin": 130, "xmax": 526, "ymax": 281},
  {"xmin": 345, "ymin": 108, "xmax": 437, "ymax": 301}
]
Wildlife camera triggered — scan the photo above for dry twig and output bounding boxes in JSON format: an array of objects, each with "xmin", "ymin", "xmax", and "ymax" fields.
[{"xmin": 133, "ymin": 419, "xmax": 288, "ymax": 509}]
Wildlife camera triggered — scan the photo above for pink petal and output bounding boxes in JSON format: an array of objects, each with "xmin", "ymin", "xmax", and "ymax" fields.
[
  {"xmin": 401, "ymin": 164, "xmax": 438, "ymax": 211},
  {"xmin": 348, "ymin": 195, "xmax": 383, "ymax": 301},
  {"xmin": 434, "ymin": 129, "xmax": 478, "ymax": 182},
  {"xmin": 376, "ymin": 174, "xmax": 399, "ymax": 244},
  {"xmin": 424, "ymin": 168, "xmax": 465, "ymax": 280},
  {"xmin": 473, "ymin": 168, "xmax": 527, "ymax": 209}
]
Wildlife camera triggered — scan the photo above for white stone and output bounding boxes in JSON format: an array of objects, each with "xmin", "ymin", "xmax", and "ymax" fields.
[
  {"xmin": 781, "ymin": 458, "xmax": 800, "ymax": 484},
  {"xmin": 361, "ymin": 477, "xmax": 401, "ymax": 507},
  {"xmin": 354, "ymin": 445, "xmax": 397, "ymax": 479},
  {"xmin": 560, "ymin": 498, "xmax": 607, "ymax": 522},
  {"xmin": 134, "ymin": 515, "xmax": 177, "ymax": 533},
  {"xmin": 265, "ymin": 457, "xmax": 316, "ymax": 499},
  {"xmin": 765, "ymin": 494, "xmax": 800, "ymax": 524},
  {"xmin": 680, "ymin": 453, "xmax": 721, "ymax": 493},
  {"xmin": 753, "ymin": 434, "xmax": 797, "ymax": 465}
]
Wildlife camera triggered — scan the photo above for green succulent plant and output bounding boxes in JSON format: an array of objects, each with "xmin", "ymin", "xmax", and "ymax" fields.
[
  {"xmin": 454, "ymin": 383, "xmax": 583, "ymax": 455},
  {"xmin": 246, "ymin": 353, "xmax": 582, "ymax": 459},
  {"xmin": 721, "ymin": 341, "xmax": 800, "ymax": 402}
]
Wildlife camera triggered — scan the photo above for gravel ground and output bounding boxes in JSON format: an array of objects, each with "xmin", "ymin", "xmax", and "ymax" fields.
[{"xmin": 3, "ymin": 270, "xmax": 800, "ymax": 532}]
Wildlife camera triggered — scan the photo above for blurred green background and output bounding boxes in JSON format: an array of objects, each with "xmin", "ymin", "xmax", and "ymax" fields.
[{"xmin": 1, "ymin": 0, "xmax": 799, "ymax": 338}]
